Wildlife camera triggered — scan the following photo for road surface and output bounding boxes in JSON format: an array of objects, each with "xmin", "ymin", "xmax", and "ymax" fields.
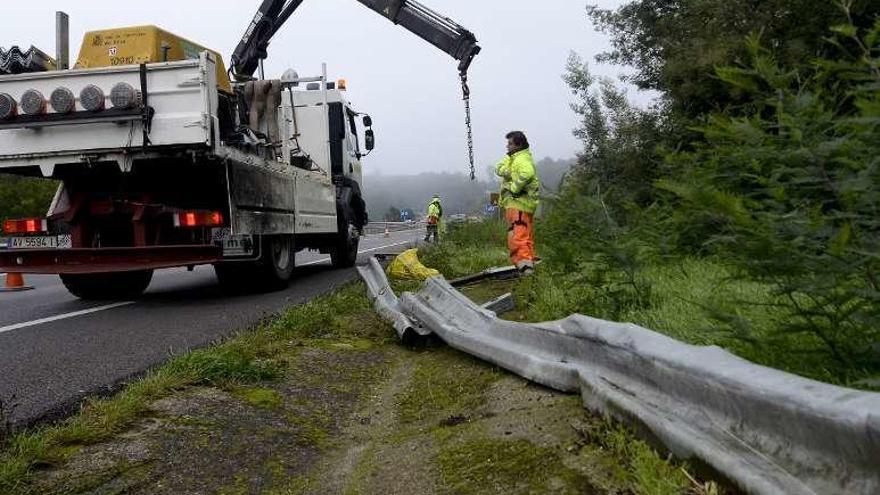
[{"xmin": 0, "ymin": 229, "xmax": 422, "ymax": 427}]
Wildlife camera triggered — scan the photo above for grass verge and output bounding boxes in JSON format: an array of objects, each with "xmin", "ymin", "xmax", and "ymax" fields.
[
  {"xmin": 426, "ymin": 220, "xmax": 880, "ymax": 387},
  {"xmin": 0, "ymin": 284, "xmax": 381, "ymax": 493}
]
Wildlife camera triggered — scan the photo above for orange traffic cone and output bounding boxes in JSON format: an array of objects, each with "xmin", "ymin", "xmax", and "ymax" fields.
[{"xmin": 1, "ymin": 273, "xmax": 33, "ymax": 292}]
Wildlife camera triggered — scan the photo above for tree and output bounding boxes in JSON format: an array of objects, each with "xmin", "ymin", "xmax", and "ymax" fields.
[
  {"xmin": 0, "ymin": 175, "xmax": 57, "ymax": 222},
  {"xmin": 586, "ymin": 0, "xmax": 880, "ymax": 119},
  {"xmin": 384, "ymin": 206, "xmax": 401, "ymax": 222},
  {"xmin": 661, "ymin": 16, "xmax": 880, "ymax": 372},
  {"xmin": 563, "ymin": 53, "xmax": 665, "ymax": 215}
]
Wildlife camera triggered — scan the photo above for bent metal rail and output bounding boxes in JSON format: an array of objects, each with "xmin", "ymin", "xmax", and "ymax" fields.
[{"xmin": 358, "ymin": 258, "xmax": 880, "ymax": 495}]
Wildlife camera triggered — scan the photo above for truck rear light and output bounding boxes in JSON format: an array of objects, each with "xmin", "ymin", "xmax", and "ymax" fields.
[
  {"xmin": 50, "ymin": 87, "xmax": 76, "ymax": 114},
  {"xmin": 80, "ymin": 85, "xmax": 106, "ymax": 112},
  {"xmin": 173, "ymin": 211, "xmax": 224, "ymax": 228},
  {"xmin": 0, "ymin": 93, "xmax": 18, "ymax": 119},
  {"xmin": 110, "ymin": 82, "xmax": 142, "ymax": 109},
  {"xmin": 20, "ymin": 90, "xmax": 47, "ymax": 115},
  {"xmin": 3, "ymin": 218, "xmax": 48, "ymax": 234}
]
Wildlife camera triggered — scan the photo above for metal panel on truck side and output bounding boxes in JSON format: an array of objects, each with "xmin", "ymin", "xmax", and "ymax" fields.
[{"xmin": 0, "ymin": 57, "xmax": 216, "ymax": 175}]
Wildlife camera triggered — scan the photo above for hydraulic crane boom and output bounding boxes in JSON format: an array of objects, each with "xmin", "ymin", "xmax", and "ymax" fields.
[
  {"xmin": 231, "ymin": 0, "xmax": 480, "ymax": 79},
  {"xmin": 230, "ymin": 0, "xmax": 481, "ymax": 178}
]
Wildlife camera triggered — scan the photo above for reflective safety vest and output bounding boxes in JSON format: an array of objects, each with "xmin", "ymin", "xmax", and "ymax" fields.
[
  {"xmin": 495, "ymin": 149, "xmax": 540, "ymax": 214},
  {"xmin": 427, "ymin": 199, "xmax": 442, "ymax": 224}
]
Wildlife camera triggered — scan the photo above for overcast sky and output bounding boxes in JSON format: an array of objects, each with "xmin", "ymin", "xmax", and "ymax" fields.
[{"xmin": 1, "ymin": 0, "xmax": 630, "ymax": 179}]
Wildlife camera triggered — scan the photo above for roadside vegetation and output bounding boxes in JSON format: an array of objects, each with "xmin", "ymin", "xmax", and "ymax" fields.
[
  {"xmin": 525, "ymin": 0, "xmax": 880, "ymax": 387},
  {"xmin": 0, "ymin": 176, "xmax": 57, "ymax": 223},
  {"xmin": 0, "ymin": 275, "xmax": 724, "ymax": 495}
]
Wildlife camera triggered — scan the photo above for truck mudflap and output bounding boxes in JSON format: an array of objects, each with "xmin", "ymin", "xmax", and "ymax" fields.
[{"xmin": 0, "ymin": 245, "xmax": 221, "ymax": 274}]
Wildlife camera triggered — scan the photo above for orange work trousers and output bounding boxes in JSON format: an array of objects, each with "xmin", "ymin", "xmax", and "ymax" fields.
[{"xmin": 505, "ymin": 208, "xmax": 536, "ymax": 268}]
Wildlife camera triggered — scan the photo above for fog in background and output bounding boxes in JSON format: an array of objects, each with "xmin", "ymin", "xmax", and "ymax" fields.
[{"xmin": 0, "ymin": 0, "xmax": 631, "ymax": 181}]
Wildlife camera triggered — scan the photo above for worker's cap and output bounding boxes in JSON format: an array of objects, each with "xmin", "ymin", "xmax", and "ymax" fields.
[{"xmin": 433, "ymin": 194, "xmax": 440, "ymax": 198}]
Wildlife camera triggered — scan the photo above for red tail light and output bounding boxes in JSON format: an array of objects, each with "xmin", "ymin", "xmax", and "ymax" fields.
[
  {"xmin": 173, "ymin": 211, "xmax": 223, "ymax": 228},
  {"xmin": 3, "ymin": 218, "xmax": 48, "ymax": 234}
]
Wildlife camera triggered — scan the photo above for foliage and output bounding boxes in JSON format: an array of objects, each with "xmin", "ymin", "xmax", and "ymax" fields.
[
  {"xmin": 383, "ymin": 206, "xmax": 401, "ymax": 222},
  {"xmin": 585, "ymin": 0, "xmax": 880, "ymax": 118},
  {"xmin": 563, "ymin": 53, "xmax": 666, "ymax": 214},
  {"xmin": 0, "ymin": 175, "xmax": 57, "ymax": 223},
  {"xmin": 363, "ymin": 172, "xmax": 492, "ymax": 221},
  {"xmin": 418, "ymin": 219, "xmax": 509, "ymax": 278},
  {"xmin": 662, "ymin": 17, "xmax": 880, "ymax": 374},
  {"xmin": 540, "ymin": 1, "xmax": 880, "ymax": 381}
]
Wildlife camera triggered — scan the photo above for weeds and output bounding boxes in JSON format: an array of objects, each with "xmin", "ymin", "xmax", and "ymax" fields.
[
  {"xmin": 0, "ymin": 396, "xmax": 17, "ymax": 447},
  {"xmin": 422, "ymin": 220, "xmax": 880, "ymax": 386},
  {"xmin": 0, "ymin": 284, "xmax": 371, "ymax": 492}
]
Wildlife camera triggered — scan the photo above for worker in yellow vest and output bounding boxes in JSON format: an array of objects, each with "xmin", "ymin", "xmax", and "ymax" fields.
[
  {"xmin": 424, "ymin": 194, "xmax": 443, "ymax": 243},
  {"xmin": 495, "ymin": 131, "xmax": 540, "ymax": 274}
]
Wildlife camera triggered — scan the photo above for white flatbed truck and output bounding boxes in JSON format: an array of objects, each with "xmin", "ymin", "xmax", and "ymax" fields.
[{"xmin": 0, "ymin": 1, "xmax": 479, "ymax": 299}]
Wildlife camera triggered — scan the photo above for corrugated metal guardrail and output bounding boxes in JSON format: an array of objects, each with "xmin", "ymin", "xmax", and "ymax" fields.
[
  {"xmin": 358, "ymin": 260, "xmax": 880, "ymax": 495},
  {"xmin": 358, "ymin": 257, "xmax": 428, "ymax": 344},
  {"xmin": 362, "ymin": 221, "xmax": 424, "ymax": 236}
]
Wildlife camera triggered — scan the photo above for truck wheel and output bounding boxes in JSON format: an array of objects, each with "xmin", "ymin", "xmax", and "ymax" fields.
[
  {"xmin": 260, "ymin": 235, "xmax": 295, "ymax": 288},
  {"xmin": 215, "ymin": 235, "xmax": 295, "ymax": 292},
  {"xmin": 330, "ymin": 211, "xmax": 360, "ymax": 268},
  {"xmin": 60, "ymin": 270, "xmax": 154, "ymax": 300}
]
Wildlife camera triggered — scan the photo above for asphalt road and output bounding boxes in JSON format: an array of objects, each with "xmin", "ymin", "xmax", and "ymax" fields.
[{"xmin": 0, "ymin": 229, "xmax": 422, "ymax": 427}]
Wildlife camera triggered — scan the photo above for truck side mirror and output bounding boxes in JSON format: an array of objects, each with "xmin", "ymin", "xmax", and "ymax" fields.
[
  {"xmin": 365, "ymin": 129, "xmax": 375, "ymax": 151},
  {"xmin": 363, "ymin": 115, "xmax": 373, "ymax": 128}
]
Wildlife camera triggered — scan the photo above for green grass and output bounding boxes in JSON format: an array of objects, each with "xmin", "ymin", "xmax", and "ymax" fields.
[
  {"xmin": 0, "ymin": 283, "xmax": 376, "ymax": 493},
  {"xmin": 423, "ymin": 220, "xmax": 880, "ymax": 387},
  {"xmin": 419, "ymin": 220, "xmax": 510, "ymax": 278}
]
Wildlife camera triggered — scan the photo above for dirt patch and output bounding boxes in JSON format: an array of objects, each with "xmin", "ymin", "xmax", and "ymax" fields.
[
  {"xmin": 16, "ymin": 281, "xmax": 723, "ymax": 495},
  {"xmin": 30, "ymin": 347, "xmax": 391, "ymax": 495},
  {"xmin": 288, "ymin": 344, "xmax": 607, "ymax": 495}
]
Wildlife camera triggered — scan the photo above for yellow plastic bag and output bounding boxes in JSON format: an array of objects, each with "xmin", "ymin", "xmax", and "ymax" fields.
[{"xmin": 387, "ymin": 249, "xmax": 440, "ymax": 281}]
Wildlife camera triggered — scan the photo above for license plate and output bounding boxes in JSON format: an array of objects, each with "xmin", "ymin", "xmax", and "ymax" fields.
[
  {"xmin": 9, "ymin": 235, "xmax": 72, "ymax": 249},
  {"xmin": 211, "ymin": 228, "xmax": 254, "ymax": 257}
]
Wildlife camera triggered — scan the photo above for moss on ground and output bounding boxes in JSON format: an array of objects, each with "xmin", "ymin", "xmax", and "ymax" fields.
[
  {"xmin": 230, "ymin": 387, "xmax": 284, "ymax": 410},
  {"xmin": 437, "ymin": 437, "xmax": 595, "ymax": 495},
  {"xmin": 395, "ymin": 347, "xmax": 503, "ymax": 426},
  {"xmin": 1, "ymin": 275, "xmax": 726, "ymax": 495}
]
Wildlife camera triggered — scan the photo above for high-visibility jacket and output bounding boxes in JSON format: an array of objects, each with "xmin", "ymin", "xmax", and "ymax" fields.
[
  {"xmin": 427, "ymin": 199, "xmax": 442, "ymax": 224},
  {"xmin": 495, "ymin": 149, "xmax": 540, "ymax": 214}
]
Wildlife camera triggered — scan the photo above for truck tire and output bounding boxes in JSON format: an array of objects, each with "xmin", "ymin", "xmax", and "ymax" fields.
[
  {"xmin": 214, "ymin": 235, "xmax": 294, "ymax": 292},
  {"xmin": 330, "ymin": 209, "xmax": 360, "ymax": 268},
  {"xmin": 60, "ymin": 270, "xmax": 154, "ymax": 300},
  {"xmin": 259, "ymin": 234, "xmax": 295, "ymax": 288}
]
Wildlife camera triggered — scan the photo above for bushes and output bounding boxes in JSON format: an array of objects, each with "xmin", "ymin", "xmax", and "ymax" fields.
[
  {"xmin": 0, "ymin": 175, "xmax": 57, "ymax": 222},
  {"xmin": 661, "ymin": 22, "xmax": 880, "ymax": 376},
  {"xmin": 539, "ymin": 4, "xmax": 880, "ymax": 384}
]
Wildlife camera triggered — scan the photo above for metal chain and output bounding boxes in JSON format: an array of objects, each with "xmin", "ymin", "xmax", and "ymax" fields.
[{"xmin": 460, "ymin": 70, "xmax": 476, "ymax": 181}]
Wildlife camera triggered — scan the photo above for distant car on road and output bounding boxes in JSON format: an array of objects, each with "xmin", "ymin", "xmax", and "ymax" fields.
[{"xmin": 448, "ymin": 214, "xmax": 467, "ymax": 223}]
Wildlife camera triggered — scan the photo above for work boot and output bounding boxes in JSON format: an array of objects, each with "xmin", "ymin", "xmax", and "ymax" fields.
[{"xmin": 516, "ymin": 260, "xmax": 535, "ymax": 276}]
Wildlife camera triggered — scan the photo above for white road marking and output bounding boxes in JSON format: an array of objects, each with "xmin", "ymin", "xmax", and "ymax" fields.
[
  {"xmin": 0, "ymin": 234, "xmax": 418, "ymax": 334},
  {"xmin": 298, "ymin": 239, "xmax": 416, "ymax": 267},
  {"xmin": 0, "ymin": 301, "xmax": 135, "ymax": 335}
]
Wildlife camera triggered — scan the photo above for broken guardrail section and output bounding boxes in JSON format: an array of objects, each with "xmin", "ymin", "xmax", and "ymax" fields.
[
  {"xmin": 357, "ymin": 257, "xmax": 430, "ymax": 345},
  {"xmin": 358, "ymin": 258, "xmax": 880, "ymax": 495}
]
